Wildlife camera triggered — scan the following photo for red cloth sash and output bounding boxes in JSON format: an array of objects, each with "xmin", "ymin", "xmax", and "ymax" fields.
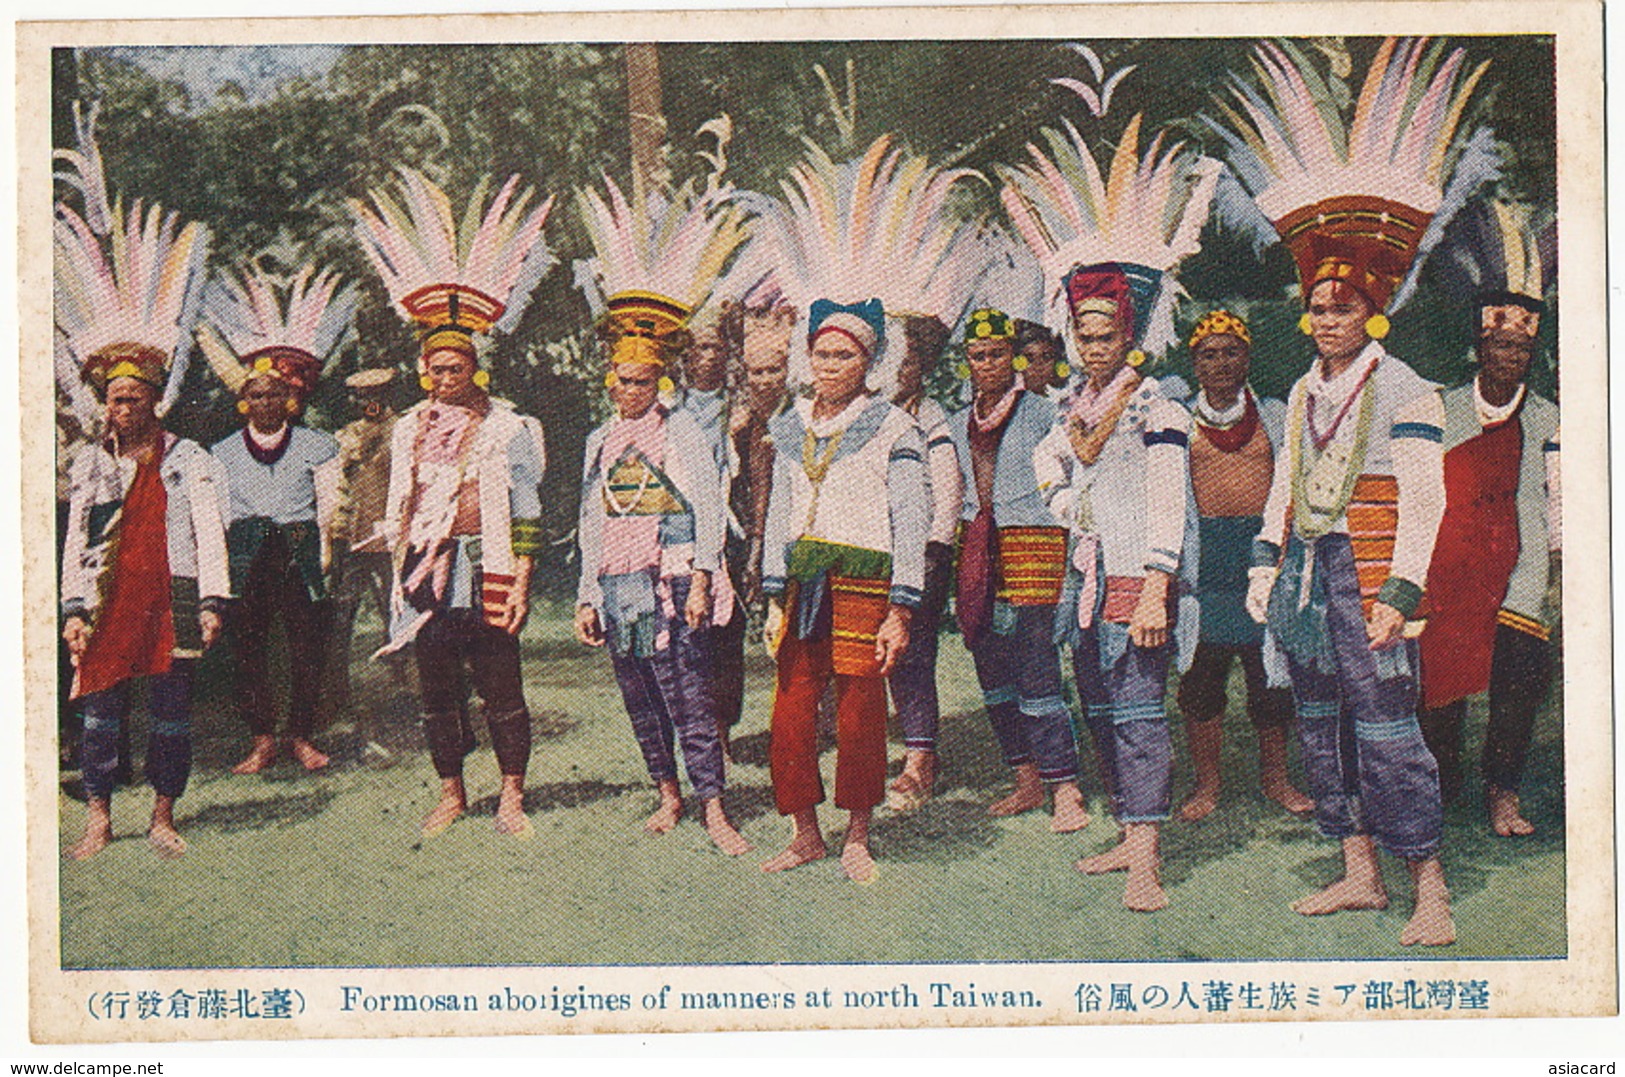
[
  {"xmin": 74, "ymin": 453, "xmax": 176, "ymax": 699},
  {"xmin": 1419, "ymin": 416, "xmax": 1524, "ymax": 707}
]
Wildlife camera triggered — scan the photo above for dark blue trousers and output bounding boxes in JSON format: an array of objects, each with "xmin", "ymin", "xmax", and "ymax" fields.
[{"xmin": 80, "ymin": 662, "xmax": 194, "ymax": 801}]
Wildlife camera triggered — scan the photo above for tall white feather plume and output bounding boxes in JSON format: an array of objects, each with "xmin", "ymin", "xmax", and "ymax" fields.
[
  {"xmin": 52, "ymin": 100, "xmax": 111, "ymax": 237},
  {"xmin": 349, "ymin": 168, "xmax": 556, "ymax": 331},
  {"xmin": 53, "ymin": 197, "xmax": 210, "ymax": 418},
  {"xmin": 574, "ymin": 172, "xmax": 752, "ymax": 319},
  {"xmin": 995, "ymin": 114, "xmax": 1220, "ymax": 356},
  {"xmin": 1206, "ymin": 36, "xmax": 1497, "ymax": 311},
  {"xmin": 197, "ymin": 263, "xmax": 357, "ymax": 391},
  {"xmin": 746, "ymin": 135, "xmax": 988, "ymax": 391}
]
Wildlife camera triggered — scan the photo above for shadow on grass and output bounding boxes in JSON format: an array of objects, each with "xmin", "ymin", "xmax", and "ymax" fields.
[
  {"xmin": 871, "ymin": 797, "xmax": 1001, "ymax": 862},
  {"xmin": 182, "ymin": 788, "xmax": 340, "ymax": 833},
  {"xmin": 467, "ymin": 778, "xmax": 642, "ymax": 816}
]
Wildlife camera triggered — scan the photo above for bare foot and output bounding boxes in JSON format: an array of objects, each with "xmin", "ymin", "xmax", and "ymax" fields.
[
  {"xmin": 761, "ymin": 835, "xmax": 827, "ymax": 873},
  {"xmin": 494, "ymin": 792, "xmax": 532, "ymax": 838},
  {"xmin": 147, "ymin": 824, "xmax": 187, "ymax": 859},
  {"xmin": 1179, "ymin": 783, "xmax": 1220, "ymax": 822},
  {"xmin": 644, "ymin": 798, "xmax": 683, "ymax": 834},
  {"xmin": 421, "ymin": 794, "xmax": 466, "ymax": 837},
  {"xmin": 231, "ymin": 736, "xmax": 277, "ymax": 775},
  {"xmin": 1123, "ymin": 867, "xmax": 1167, "ymax": 912},
  {"xmin": 703, "ymin": 800, "xmax": 751, "ymax": 856},
  {"xmin": 65, "ymin": 826, "xmax": 111, "ymax": 861},
  {"xmin": 989, "ymin": 765, "xmax": 1045, "ymax": 817},
  {"xmin": 1489, "ymin": 788, "xmax": 1535, "ymax": 837},
  {"xmin": 1292, "ymin": 876, "xmax": 1389, "ymax": 915},
  {"xmin": 1262, "ymin": 778, "xmax": 1314, "ymax": 815},
  {"xmin": 840, "ymin": 841, "xmax": 877, "ymax": 884},
  {"xmin": 886, "ymin": 752, "xmax": 936, "ymax": 813},
  {"xmin": 1076, "ymin": 840, "xmax": 1132, "ymax": 875},
  {"xmin": 290, "ymin": 738, "xmax": 330, "ymax": 772},
  {"xmin": 1400, "ymin": 897, "xmax": 1456, "ymax": 946},
  {"xmin": 1049, "ymin": 782, "xmax": 1092, "ymax": 833}
]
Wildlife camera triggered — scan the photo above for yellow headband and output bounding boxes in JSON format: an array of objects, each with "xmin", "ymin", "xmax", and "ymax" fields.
[
  {"xmin": 610, "ymin": 335, "xmax": 668, "ymax": 369},
  {"xmin": 1189, "ymin": 309, "xmax": 1252, "ymax": 349}
]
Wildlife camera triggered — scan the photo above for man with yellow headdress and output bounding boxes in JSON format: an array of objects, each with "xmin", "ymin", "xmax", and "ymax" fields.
[
  {"xmin": 573, "ymin": 174, "xmax": 751, "ymax": 853},
  {"xmin": 1216, "ymin": 38, "xmax": 1498, "ymax": 944},
  {"xmin": 54, "ymin": 177, "xmax": 222, "ymax": 860},
  {"xmin": 1174, "ymin": 310, "xmax": 1313, "ymax": 822},
  {"xmin": 352, "ymin": 169, "xmax": 555, "ymax": 838}
]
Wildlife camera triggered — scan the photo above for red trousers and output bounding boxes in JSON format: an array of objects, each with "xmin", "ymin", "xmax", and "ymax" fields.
[{"xmin": 769, "ymin": 632, "xmax": 889, "ymax": 814}]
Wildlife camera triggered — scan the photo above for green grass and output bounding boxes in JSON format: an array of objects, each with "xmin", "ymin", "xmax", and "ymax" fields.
[{"xmin": 58, "ymin": 603, "xmax": 1567, "ymax": 969}]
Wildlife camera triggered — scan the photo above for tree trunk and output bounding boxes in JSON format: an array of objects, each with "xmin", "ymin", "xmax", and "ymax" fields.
[{"xmin": 624, "ymin": 43, "xmax": 664, "ymax": 191}]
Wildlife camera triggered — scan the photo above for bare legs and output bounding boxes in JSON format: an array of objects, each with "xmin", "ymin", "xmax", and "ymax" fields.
[
  {"xmin": 762, "ymin": 807, "xmax": 874, "ymax": 883},
  {"xmin": 1293, "ymin": 834, "xmax": 1454, "ymax": 946},
  {"xmin": 65, "ymin": 795, "xmax": 185, "ymax": 860},
  {"xmin": 988, "ymin": 765, "xmax": 1091, "ymax": 833},
  {"xmin": 421, "ymin": 773, "xmax": 530, "ymax": 837},
  {"xmin": 1179, "ymin": 721, "xmax": 1312, "ymax": 821},
  {"xmin": 1076, "ymin": 821, "xmax": 1166, "ymax": 911}
]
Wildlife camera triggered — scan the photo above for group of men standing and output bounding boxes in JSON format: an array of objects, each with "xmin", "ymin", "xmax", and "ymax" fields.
[{"xmin": 55, "ymin": 36, "xmax": 1560, "ymax": 949}]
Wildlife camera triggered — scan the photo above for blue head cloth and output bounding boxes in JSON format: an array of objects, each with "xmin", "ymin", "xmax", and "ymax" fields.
[{"xmin": 807, "ymin": 297, "xmax": 886, "ymax": 358}]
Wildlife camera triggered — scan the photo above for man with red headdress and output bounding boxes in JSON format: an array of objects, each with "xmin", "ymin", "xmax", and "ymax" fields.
[{"xmin": 203, "ymin": 271, "xmax": 346, "ymax": 776}]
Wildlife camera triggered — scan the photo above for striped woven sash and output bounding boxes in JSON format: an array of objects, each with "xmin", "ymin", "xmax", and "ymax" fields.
[
  {"xmin": 995, "ymin": 526, "xmax": 1068, "ymax": 606},
  {"xmin": 829, "ymin": 574, "xmax": 891, "ymax": 677}
]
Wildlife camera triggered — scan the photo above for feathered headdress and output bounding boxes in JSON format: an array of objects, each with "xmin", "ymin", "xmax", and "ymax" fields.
[
  {"xmin": 1432, "ymin": 197, "xmax": 1555, "ymax": 341},
  {"xmin": 997, "ymin": 114, "xmax": 1221, "ymax": 359},
  {"xmin": 575, "ymin": 174, "xmax": 751, "ymax": 370},
  {"xmin": 1205, "ymin": 37, "xmax": 1498, "ymax": 314},
  {"xmin": 743, "ymin": 135, "xmax": 987, "ymax": 391},
  {"xmin": 54, "ymin": 198, "xmax": 210, "ymax": 417},
  {"xmin": 195, "ymin": 264, "xmax": 357, "ymax": 399},
  {"xmin": 349, "ymin": 168, "xmax": 556, "ymax": 366}
]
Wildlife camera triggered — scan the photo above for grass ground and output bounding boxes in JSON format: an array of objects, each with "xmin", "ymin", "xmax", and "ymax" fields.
[{"xmin": 57, "ymin": 602, "xmax": 1566, "ymax": 969}]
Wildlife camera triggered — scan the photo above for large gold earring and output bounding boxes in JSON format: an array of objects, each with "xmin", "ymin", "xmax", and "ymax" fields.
[
  {"xmin": 419, "ymin": 375, "xmax": 434, "ymax": 392},
  {"xmin": 473, "ymin": 370, "xmax": 491, "ymax": 388},
  {"xmin": 1364, "ymin": 313, "xmax": 1391, "ymax": 340},
  {"xmin": 1012, "ymin": 355, "xmax": 1030, "ymax": 372},
  {"xmin": 604, "ymin": 371, "xmax": 619, "ymax": 389},
  {"xmin": 236, "ymin": 400, "xmax": 249, "ymax": 415},
  {"xmin": 284, "ymin": 398, "xmax": 298, "ymax": 414},
  {"xmin": 1055, "ymin": 362, "xmax": 1071, "ymax": 380},
  {"xmin": 657, "ymin": 375, "xmax": 675, "ymax": 394},
  {"xmin": 1298, "ymin": 313, "xmax": 1313, "ymax": 336},
  {"xmin": 1127, "ymin": 350, "xmax": 1146, "ymax": 368}
]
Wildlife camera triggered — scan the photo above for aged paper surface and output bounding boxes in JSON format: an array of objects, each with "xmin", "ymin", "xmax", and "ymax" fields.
[{"xmin": 15, "ymin": 0, "xmax": 1613, "ymax": 1045}]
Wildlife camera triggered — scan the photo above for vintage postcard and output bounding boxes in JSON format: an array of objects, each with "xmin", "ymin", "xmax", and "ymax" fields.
[{"xmin": 16, "ymin": 0, "xmax": 1614, "ymax": 1045}]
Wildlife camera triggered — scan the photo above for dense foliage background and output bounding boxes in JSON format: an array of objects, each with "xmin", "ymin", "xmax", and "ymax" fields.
[{"xmin": 53, "ymin": 36, "xmax": 1557, "ymax": 595}]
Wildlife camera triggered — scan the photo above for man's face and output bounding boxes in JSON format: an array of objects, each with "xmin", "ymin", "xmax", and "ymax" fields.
[
  {"xmin": 742, "ymin": 346, "xmax": 789, "ymax": 415},
  {"xmin": 1020, "ymin": 339, "xmax": 1061, "ymax": 393},
  {"xmin": 241, "ymin": 375, "xmax": 292, "ymax": 431},
  {"xmin": 1477, "ymin": 331, "xmax": 1535, "ymax": 389},
  {"xmin": 809, "ymin": 333, "xmax": 869, "ymax": 405},
  {"xmin": 966, "ymin": 336, "xmax": 1017, "ymax": 400},
  {"xmin": 1307, "ymin": 281, "xmax": 1375, "ymax": 363},
  {"xmin": 611, "ymin": 362, "xmax": 661, "ymax": 419},
  {"xmin": 1191, "ymin": 333, "xmax": 1252, "ymax": 399},
  {"xmin": 685, "ymin": 327, "xmax": 728, "ymax": 393},
  {"xmin": 104, "ymin": 377, "xmax": 159, "ymax": 438},
  {"xmin": 425, "ymin": 349, "xmax": 478, "ymax": 402},
  {"xmin": 1070, "ymin": 311, "xmax": 1128, "ymax": 387}
]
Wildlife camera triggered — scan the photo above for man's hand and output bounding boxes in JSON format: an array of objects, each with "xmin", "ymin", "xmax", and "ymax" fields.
[
  {"xmin": 62, "ymin": 615, "xmax": 91, "ymax": 662},
  {"xmin": 499, "ymin": 557, "xmax": 534, "ymax": 635},
  {"xmin": 763, "ymin": 598, "xmax": 786, "ymax": 658},
  {"xmin": 1366, "ymin": 601, "xmax": 1406, "ymax": 650},
  {"xmin": 874, "ymin": 604, "xmax": 913, "ymax": 676},
  {"xmin": 574, "ymin": 604, "xmax": 605, "ymax": 647},
  {"xmin": 685, "ymin": 570, "xmax": 713, "ymax": 629},
  {"xmin": 199, "ymin": 610, "xmax": 223, "ymax": 650},
  {"xmin": 1128, "ymin": 571, "xmax": 1170, "ymax": 650},
  {"xmin": 1246, "ymin": 566, "xmax": 1278, "ymax": 625}
]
